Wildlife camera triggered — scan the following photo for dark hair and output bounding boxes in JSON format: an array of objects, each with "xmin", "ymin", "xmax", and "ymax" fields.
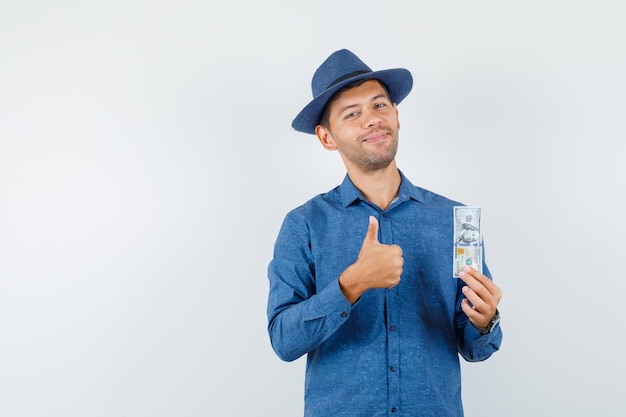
[{"xmin": 318, "ymin": 79, "xmax": 391, "ymax": 130}]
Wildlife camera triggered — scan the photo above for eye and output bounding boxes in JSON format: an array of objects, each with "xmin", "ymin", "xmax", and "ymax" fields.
[
  {"xmin": 344, "ymin": 111, "xmax": 359, "ymax": 119},
  {"xmin": 375, "ymin": 103, "xmax": 386, "ymax": 108}
]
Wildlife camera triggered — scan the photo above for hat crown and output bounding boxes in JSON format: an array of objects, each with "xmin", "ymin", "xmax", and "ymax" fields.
[{"xmin": 311, "ymin": 49, "xmax": 373, "ymax": 98}]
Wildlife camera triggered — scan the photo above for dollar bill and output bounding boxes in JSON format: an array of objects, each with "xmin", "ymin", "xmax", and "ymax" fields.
[{"xmin": 453, "ymin": 206, "xmax": 482, "ymax": 277}]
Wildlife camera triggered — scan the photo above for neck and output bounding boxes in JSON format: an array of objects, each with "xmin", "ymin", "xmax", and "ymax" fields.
[{"xmin": 346, "ymin": 160, "xmax": 401, "ymax": 211}]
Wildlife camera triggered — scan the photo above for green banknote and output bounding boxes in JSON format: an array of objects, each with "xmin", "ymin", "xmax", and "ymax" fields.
[{"xmin": 453, "ymin": 206, "xmax": 482, "ymax": 277}]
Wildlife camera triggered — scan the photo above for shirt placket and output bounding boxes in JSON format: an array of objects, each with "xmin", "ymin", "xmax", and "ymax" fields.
[{"xmin": 380, "ymin": 211, "xmax": 400, "ymax": 415}]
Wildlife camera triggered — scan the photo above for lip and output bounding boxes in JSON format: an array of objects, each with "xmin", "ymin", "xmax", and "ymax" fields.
[{"xmin": 361, "ymin": 130, "xmax": 389, "ymax": 143}]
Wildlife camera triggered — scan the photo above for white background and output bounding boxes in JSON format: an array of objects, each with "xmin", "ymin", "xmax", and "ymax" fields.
[{"xmin": 1, "ymin": 1, "xmax": 624, "ymax": 416}]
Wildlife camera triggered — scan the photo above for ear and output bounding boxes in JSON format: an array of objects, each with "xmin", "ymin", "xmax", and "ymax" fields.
[{"xmin": 315, "ymin": 125, "xmax": 337, "ymax": 151}]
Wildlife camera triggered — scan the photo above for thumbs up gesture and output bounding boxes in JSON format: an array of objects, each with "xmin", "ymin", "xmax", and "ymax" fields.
[{"xmin": 339, "ymin": 216, "xmax": 404, "ymax": 304}]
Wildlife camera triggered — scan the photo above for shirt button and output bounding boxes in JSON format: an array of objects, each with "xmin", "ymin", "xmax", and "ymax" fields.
[
  {"xmin": 391, "ymin": 407, "xmax": 397, "ymax": 413},
  {"xmin": 390, "ymin": 366, "xmax": 397, "ymax": 372},
  {"xmin": 389, "ymin": 325, "xmax": 396, "ymax": 331},
  {"xmin": 382, "ymin": 213, "xmax": 388, "ymax": 218},
  {"xmin": 340, "ymin": 312, "xmax": 347, "ymax": 318}
]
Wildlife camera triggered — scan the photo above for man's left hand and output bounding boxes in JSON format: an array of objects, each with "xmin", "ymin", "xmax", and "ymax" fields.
[{"xmin": 458, "ymin": 266, "xmax": 502, "ymax": 329}]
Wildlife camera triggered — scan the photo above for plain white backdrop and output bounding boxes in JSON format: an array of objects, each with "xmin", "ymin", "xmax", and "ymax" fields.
[{"xmin": 1, "ymin": 1, "xmax": 624, "ymax": 416}]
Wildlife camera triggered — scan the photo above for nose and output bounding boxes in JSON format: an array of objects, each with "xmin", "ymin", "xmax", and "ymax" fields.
[{"xmin": 363, "ymin": 109, "xmax": 381, "ymax": 128}]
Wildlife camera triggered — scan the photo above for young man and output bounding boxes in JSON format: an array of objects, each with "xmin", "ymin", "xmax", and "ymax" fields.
[{"xmin": 267, "ymin": 49, "xmax": 502, "ymax": 417}]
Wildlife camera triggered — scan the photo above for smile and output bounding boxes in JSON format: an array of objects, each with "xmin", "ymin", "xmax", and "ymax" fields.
[{"xmin": 362, "ymin": 130, "xmax": 389, "ymax": 143}]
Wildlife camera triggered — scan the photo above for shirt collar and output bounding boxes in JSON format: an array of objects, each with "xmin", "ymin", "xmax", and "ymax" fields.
[{"xmin": 339, "ymin": 169, "xmax": 426, "ymax": 208}]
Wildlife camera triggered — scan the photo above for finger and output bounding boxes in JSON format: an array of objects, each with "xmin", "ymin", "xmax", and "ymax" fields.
[
  {"xmin": 390, "ymin": 243, "xmax": 403, "ymax": 258},
  {"xmin": 363, "ymin": 215, "xmax": 379, "ymax": 245},
  {"xmin": 457, "ymin": 270, "xmax": 481, "ymax": 294},
  {"xmin": 461, "ymin": 299, "xmax": 478, "ymax": 319},
  {"xmin": 461, "ymin": 299, "xmax": 484, "ymax": 320},
  {"xmin": 461, "ymin": 285, "xmax": 489, "ymax": 313},
  {"xmin": 461, "ymin": 265, "xmax": 493, "ymax": 287},
  {"xmin": 461, "ymin": 299, "xmax": 491, "ymax": 326},
  {"xmin": 460, "ymin": 279, "xmax": 499, "ymax": 312},
  {"xmin": 459, "ymin": 267, "xmax": 501, "ymax": 300}
]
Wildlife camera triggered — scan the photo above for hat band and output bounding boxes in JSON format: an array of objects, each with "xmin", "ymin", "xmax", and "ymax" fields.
[{"xmin": 326, "ymin": 70, "xmax": 370, "ymax": 89}]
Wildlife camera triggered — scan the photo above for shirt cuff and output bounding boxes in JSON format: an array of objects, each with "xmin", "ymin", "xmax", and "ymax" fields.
[
  {"xmin": 467, "ymin": 322, "xmax": 503, "ymax": 354},
  {"xmin": 315, "ymin": 277, "xmax": 353, "ymax": 321}
]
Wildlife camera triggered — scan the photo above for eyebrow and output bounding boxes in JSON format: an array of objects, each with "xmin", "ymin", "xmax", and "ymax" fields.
[{"xmin": 337, "ymin": 93, "xmax": 389, "ymax": 115}]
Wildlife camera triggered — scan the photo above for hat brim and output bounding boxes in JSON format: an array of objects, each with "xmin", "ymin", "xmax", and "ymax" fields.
[{"xmin": 291, "ymin": 68, "xmax": 413, "ymax": 135}]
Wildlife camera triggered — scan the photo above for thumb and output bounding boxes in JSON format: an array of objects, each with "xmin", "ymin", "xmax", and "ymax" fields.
[{"xmin": 363, "ymin": 215, "xmax": 380, "ymax": 245}]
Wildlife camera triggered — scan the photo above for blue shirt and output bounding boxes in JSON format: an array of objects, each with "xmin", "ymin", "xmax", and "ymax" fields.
[{"xmin": 267, "ymin": 171, "xmax": 502, "ymax": 417}]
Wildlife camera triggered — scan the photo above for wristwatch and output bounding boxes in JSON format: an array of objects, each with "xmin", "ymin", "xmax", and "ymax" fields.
[{"xmin": 473, "ymin": 309, "xmax": 500, "ymax": 335}]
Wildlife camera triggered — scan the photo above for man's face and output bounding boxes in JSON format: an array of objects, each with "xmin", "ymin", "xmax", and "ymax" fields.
[{"xmin": 316, "ymin": 80, "xmax": 400, "ymax": 173}]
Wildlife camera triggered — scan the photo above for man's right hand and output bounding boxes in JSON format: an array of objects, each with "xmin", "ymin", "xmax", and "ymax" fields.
[{"xmin": 339, "ymin": 216, "xmax": 404, "ymax": 304}]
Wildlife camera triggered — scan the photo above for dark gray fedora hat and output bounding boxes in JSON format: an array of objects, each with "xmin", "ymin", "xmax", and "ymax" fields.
[{"xmin": 292, "ymin": 49, "xmax": 413, "ymax": 134}]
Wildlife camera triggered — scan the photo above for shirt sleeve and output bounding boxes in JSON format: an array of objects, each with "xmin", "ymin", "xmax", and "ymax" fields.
[{"xmin": 267, "ymin": 212, "xmax": 353, "ymax": 362}]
